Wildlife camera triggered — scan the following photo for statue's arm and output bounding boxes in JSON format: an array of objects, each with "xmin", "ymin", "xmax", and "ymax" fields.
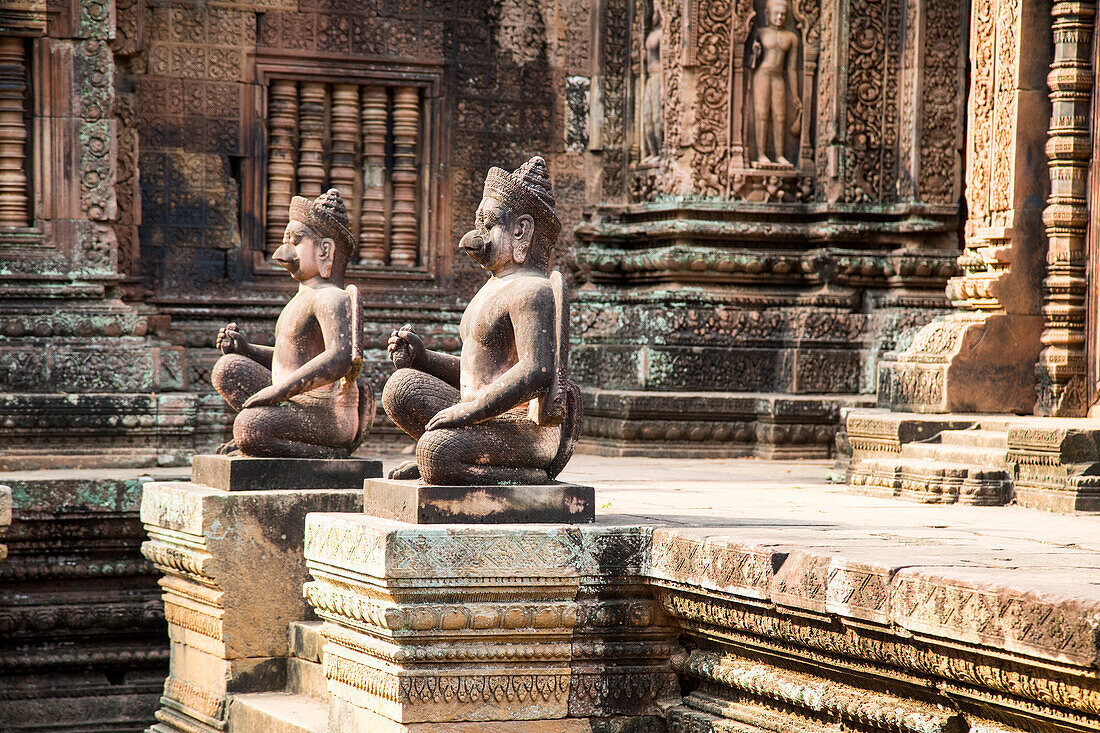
[
  {"xmin": 388, "ymin": 325, "xmax": 460, "ymax": 388},
  {"xmin": 248, "ymin": 345, "xmax": 275, "ymax": 369},
  {"xmin": 217, "ymin": 322, "xmax": 274, "ymax": 369},
  {"xmin": 456, "ymin": 286, "xmax": 555, "ymax": 424},
  {"xmin": 246, "ymin": 292, "xmax": 353, "ymax": 407},
  {"xmin": 421, "ymin": 350, "xmax": 461, "ymax": 388}
]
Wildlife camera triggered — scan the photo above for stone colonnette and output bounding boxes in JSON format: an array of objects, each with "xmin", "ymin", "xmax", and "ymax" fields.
[
  {"xmin": 139, "ymin": 457, "xmax": 375, "ymax": 733},
  {"xmin": 0, "ymin": 485, "xmax": 9, "ymax": 562},
  {"xmin": 303, "ymin": 515, "xmax": 678, "ymax": 731}
]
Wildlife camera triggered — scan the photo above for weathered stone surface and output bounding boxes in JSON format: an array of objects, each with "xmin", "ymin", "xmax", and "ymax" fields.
[
  {"xmin": 362, "ymin": 478, "xmax": 595, "ymax": 524},
  {"xmin": 192, "ymin": 455, "xmax": 382, "ymax": 492},
  {"xmin": 141, "ymin": 481, "xmax": 361, "ymax": 733},
  {"xmin": 0, "ymin": 468, "xmax": 183, "ymax": 733},
  {"xmin": 582, "ymin": 389, "xmax": 873, "ymax": 459}
]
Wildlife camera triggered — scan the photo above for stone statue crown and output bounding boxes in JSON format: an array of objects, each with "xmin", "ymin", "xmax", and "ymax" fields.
[
  {"xmin": 289, "ymin": 188, "xmax": 356, "ymax": 260},
  {"xmin": 483, "ymin": 156, "xmax": 561, "ymax": 271}
]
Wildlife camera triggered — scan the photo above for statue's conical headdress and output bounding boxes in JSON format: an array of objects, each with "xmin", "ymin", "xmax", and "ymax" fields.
[
  {"xmin": 483, "ymin": 156, "xmax": 561, "ymax": 246},
  {"xmin": 289, "ymin": 188, "xmax": 356, "ymax": 259}
]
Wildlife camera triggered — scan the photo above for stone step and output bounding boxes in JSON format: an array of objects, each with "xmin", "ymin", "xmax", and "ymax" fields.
[
  {"xmin": 901, "ymin": 441, "xmax": 1008, "ymax": 467},
  {"xmin": 289, "ymin": 620, "xmax": 324, "ymax": 662},
  {"xmin": 937, "ymin": 429, "xmax": 1009, "ymax": 449},
  {"xmin": 288, "ymin": 657, "xmax": 328, "ymax": 699},
  {"xmin": 849, "ymin": 456, "xmax": 1011, "ymax": 506},
  {"xmin": 227, "ymin": 692, "xmax": 327, "ymax": 733}
]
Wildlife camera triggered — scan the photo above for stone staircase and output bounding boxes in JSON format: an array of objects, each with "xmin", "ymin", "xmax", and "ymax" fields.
[
  {"xmin": 849, "ymin": 419, "xmax": 1014, "ymax": 505},
  {"xmin": 227, "ymin": 622, "xmax": 327, "ymax": 733}
]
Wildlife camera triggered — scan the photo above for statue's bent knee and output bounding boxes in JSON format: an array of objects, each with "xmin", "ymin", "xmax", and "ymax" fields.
[{"xmin": 381, "ymin": 368, "xmax": 422, "ymax": 414}]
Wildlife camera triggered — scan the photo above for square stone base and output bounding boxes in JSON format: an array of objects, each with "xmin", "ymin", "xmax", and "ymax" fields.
[
  {"xmin": 363, "ymin": 478, "xmax": 595, "ymax": 523},
  {"xmin": 192, "ymin": 454, "xmax": 382, "ymax": 491}
]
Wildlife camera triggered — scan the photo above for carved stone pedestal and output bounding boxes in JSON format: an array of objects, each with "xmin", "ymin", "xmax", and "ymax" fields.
[
  {"xmin": 363, "ymin": 478, "xmax": 595, "ymax": 524},
  {"xmin": 140, "ymin": 458, "xmax": 364, "ymax": 733},
  {"xmin": 877, "ymin": 312, "xmax": 1044, "ymax": 414},
  {"xmin": 303, "ymin": 515, "xmax": 677, "ymax": 731}
]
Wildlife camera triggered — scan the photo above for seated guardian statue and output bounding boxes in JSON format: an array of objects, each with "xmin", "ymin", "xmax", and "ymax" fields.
[
  {"xmin": 384, "ymin": 156, "xmax": 582, "ymax": 485},
  {"xmin": 211, "ymin": 188, "xmax": 375, "ymax": 458}
]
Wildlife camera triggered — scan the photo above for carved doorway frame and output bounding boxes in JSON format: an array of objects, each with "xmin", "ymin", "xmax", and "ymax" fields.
[{"xmin": 1087, "ymin": 13, "xmax": 1100, "ymax": 410}]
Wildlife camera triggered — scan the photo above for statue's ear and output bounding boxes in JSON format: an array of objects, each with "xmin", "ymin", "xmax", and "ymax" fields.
[
  {"xmin": 512, "ymin": 214, "xmax": 534, "ymax": 264},
  {"xmin": 319, "ymin": 237, "xmax": 335, "ymax": 278}
]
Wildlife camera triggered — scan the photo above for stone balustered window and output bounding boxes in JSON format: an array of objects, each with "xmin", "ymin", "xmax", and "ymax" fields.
[
  {"xmin": 259, "ymin": 75, "xmax": 433, "ymax": 269},
  {"xmin": 0, "ymin": 36, "xmax": 31, "ymax": 229}
]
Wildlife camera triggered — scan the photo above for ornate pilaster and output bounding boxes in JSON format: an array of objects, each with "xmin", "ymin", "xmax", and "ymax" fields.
[
  {"xmin": 1035, "ymin": 0, "xmax": 1095, "ymax": 416},
  {"xmin": 875, "ymin": 0, "xmax": 1049, "ymax": 414},
  {"xmin": 0, "ymin": 36, "xmax": 29, "ymax": 227}
]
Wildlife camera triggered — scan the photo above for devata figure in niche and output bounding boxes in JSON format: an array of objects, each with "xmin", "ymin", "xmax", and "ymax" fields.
[
  {"xmin": 641, "ymin": 6, "xmax": 663, "ymax": 160},
  {"xmin": 750, "ymin": 0, "xmax": 801, "ymax": 166},
  {"xmin": 383, "ymin": 156, "xmax": 582, "ymax": 485},
  {"xmin": 211, "ymin": 188, "xmax": 375, "ymax": 457}
]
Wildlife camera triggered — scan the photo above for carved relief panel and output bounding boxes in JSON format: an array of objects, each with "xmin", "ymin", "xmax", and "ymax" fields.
[{"xmin": 621, "ymin": 0, "xmax": 965, "ymax": 208}]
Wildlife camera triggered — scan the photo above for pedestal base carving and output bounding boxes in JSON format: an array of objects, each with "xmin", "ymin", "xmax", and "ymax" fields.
[
  {"xmin": 304, "ymin": 515, "xmax": 678, "ymax": 730},
  {"xmin": 877, "ymin": 313, "xmax": 1043, "ymax": 414},
  {"xmin": 141, "ymin": 459, "xmax": 362, "ymax": 733}
]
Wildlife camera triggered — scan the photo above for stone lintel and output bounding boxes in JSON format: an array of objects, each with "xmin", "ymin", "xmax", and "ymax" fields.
[
  {"xmin": 191, "ymin": 454, "xmax": 383, "ymax": 491},
  {"xmin": 363, "ymin": 478, "xmax": 595, "ymax": 524}
]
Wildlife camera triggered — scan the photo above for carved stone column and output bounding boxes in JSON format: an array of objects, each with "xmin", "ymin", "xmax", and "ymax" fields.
[
  {"xmin": 329, "ymin": 83, "xmax": 359, "ymax": 206},
  {"xmin": 358, "ymin": 86, "xmax": 388, "ymax": 266},
  {"xmin": 876, "ymin": 0, "xmax": 1050, "ymax": 414},
  {"xmin": 0, "ymin": 36, "xmax": 30, "ymax": 226},
  {"xmin": 296, "ymin": 82, "xmax": 326, "ymax": 199},
  {"xmin": 265, "ymin": 79, "xmax": 297, "ymax": 254},
  {"xmin": 389, "ymin": 86, "xmax": 419, "ymax": 266},
  {"xmin": 1035, "ymin": 0, "xmax": 1095, "ymax": 416},
  {"xmin": 305, "ymin": 515, "xmax": 677, "ymax": 731},
  {"xmin": 140, "ymin": 460, "xmax": 364, "ymax": 733}
]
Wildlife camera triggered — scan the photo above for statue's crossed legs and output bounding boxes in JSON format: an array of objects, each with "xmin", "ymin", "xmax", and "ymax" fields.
[
  {"xmin": 213, "ymin": 353, "xmax": 367, "ymax": 459},
  {"xmin": 383, "ymin": 368, "xmax": 560, "ymax": 485}
]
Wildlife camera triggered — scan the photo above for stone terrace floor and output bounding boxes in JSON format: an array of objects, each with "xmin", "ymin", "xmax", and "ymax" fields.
[{"xmin": 433, "ymin": 453, "xmax": 1100, "ymax": 599}]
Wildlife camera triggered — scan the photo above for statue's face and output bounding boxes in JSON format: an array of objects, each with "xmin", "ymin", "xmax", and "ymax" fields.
[
  {"xmin": 768, "ymin": 1, "xmax": 787, "ymax": 26},
  {"xmin": 274, "ymin": 220, "xmax": 333, "ymax": 282},
  {"xmin": 459, "ymin": 196, "xmax": 533, "ymax": 274}
]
